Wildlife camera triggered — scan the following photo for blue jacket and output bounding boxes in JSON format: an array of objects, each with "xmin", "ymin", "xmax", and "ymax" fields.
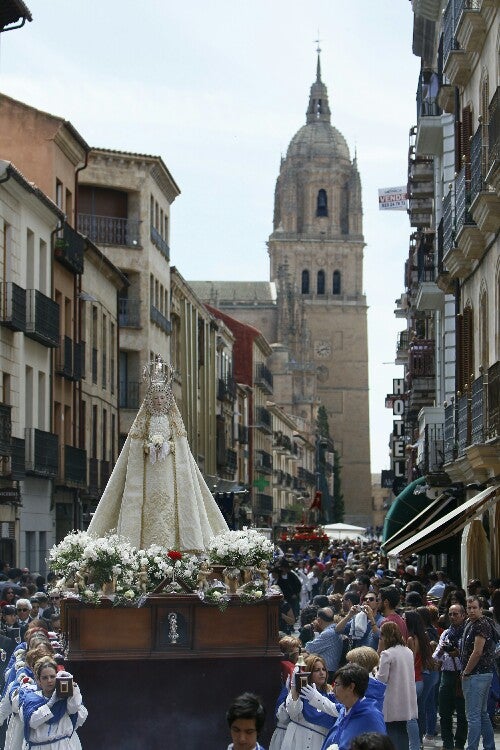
[
  {"xmin": 321, "ymin": 697, "xmax": 386, "ymax": 750},
  {"xmin": 365, "ymin": 676, "xmax": 386, "ymax": 713}
]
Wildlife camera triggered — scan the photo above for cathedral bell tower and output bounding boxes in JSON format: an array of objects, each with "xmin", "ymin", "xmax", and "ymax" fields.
[{"xmin": 268, "ymin": 54, "xmax": 371, "ymax": 526}]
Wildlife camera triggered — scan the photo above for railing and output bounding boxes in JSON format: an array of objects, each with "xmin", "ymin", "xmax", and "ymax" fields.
[
  {"xmin": 25, "ymin": 428, "xmax": 58, "ymax": 477},
  {"xmin": 150, "ymin": 305, "xmax": 172, "ymax": 334},
  {"xmin": 226, "ymin": 449, "xmax": 237, "ymax": 473},
  {"xmin": 456, "ymin": 391, "xmax": 471, "ymax": 457},
  {"xmin": 298, "ymin": 466, "xmax": 316, "ymax": 485},
  {"xmin": 225, "ymin": 376, "xmax": 237, "ymax": 401},
  {"xmin": 470, "ymin": 374, "xmax": 484, "ymax": 444},
  {"xmin": 408, "ymin": 340, "xmax": 435, "ymax": 380},
  {"xmin": 55, "ymin": 336, "xmax": 74, "ymax": 379},
  {"xmin": 25, "ymin": 290, "xmax": 59, "ymax": 347},
  {"xmin": 442, "ymin": 190, "xmax": 455, "ymax": 255},
  {"xmin": 119, "ymin": 381, "xmax": 140, "ymax": 409},
  {"xmin": 422, "ymin": 424, "xmax": 444, "ymax": 474},
  {"xmin": 488, "ymin": 86, "xmax": 499, "ymax": 172},
  {"xmin": 255, "ymin": 406, "xmax": 272, "ymax": 432},
  {"xmin": 118, "ymin": 298, "xmax": 140, "ymax": 327},
  {"xmin": 63, "ymin": 445, "xmax": 87, "ymax": 486},
  {"xmin": 54, "ymin": 223, "xmax": 85, "ymax": 275},
  {"xmin": 254, "ymin": 493, "xmax": 273, "ymax": 515},
  {"xmin": 0, "ymin": 282, "xmax": 26, "ymax": 332},
  {"xmin": 255, "ymin": 363, "xmax": 273, "ymax": 394},
  {"xmin": 455, "ymin": 166, "xmax": 474, "ymax": 233},
  {"xmin": 150, "ymin": 225, "xmax": 170, "ymax": 261},
  {"xmin": 416, "ymin": 70, "xmax": 442, "ymax": 121},
  {"xmin": 78, "ymin": 214, "xmax": 141, "ymax": 247},
  {"xmin": 397, "ymin": 330, "xmax": 410, "ymax": 354},
  {"xmin": 256, "ymin": 450, "xmax": 273, "ymax": 472},
  {"xmin": 487, "ymin": 361, "xmax": 500, "ymax": 440},
  {"xmin": 237, "ymin": 424, "xmax": 248, "ymax": 445},
  {"xmin": 470, "ymin": 124, "xmax": 485, "ymax": 202},
  {"xmin": 443, "ymin": 0, "xmax": 459, "ymax": 64},
  {"xmin": 0, "ymin": 404, "xmax": 12, "ymax": 456}
]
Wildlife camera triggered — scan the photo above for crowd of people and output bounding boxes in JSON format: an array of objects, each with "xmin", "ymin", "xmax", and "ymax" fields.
[
  {"xmin": 263, "ymin": 539, "xmax": 500, "ymax": 750},
  {"xmin": 0, "ymin": 563, "xmax": 86, "ymax": 749}
]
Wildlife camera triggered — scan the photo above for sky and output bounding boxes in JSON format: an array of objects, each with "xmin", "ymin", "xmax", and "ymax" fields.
[{"xmin": 0, "ymin": 1, "xmax": 420, "ymax": 474}]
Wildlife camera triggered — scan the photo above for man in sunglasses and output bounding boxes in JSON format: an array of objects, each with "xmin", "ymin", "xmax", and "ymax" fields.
[
  {"xmin": 15, "ymin": 597, "xmax": 33, "ymax": 640},
  {"xmin": 43, "ymin": 590, "xmax": 62, "ymax": 620}
]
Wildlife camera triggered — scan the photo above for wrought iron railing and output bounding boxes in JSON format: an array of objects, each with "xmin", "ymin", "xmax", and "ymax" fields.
[
  {"xmin": 78, "ymin": 214, "xmax": 141, "ymax": 247},
  {"xmin": 422, "ymin": 424, "xmax": 444, "ymax": 474},
  {"xmin": 255, "ymin": 363, "xmax": 273, "ymax": 393},
  {"xmin": 118, "ymin": 298, "xmax": 140, "ymax": 327},
  {"xmin": 408, "ymin": 340, "xmax": 435, "ymax": 380},
  {"xmin": 256, "ymin": 450, "xmax": 273, "ymax": 472},
  {"xmin": 150, "ymin": 305, "xmax": 172, "ymax": 334},
  {"xmin": 442, "ymin": 189, "xmax": 455, "ymax": 255},
  {"xmin": 488, "ymin": 86, "xmax": 499, "ymax": 172},
  {"xmin": 225, "ymin": 376, "xmax": 237, "ymax": 401},
  {"xmin": 63, "ymin": 445, "xmax": 87, "ymax": 485},
  {"xmin": 0, "ymin": 282, "xmax": 26, "ymax": 332},
  {"xmin": 443, "ymin": 0, "xmax": 459, "ymax": 64},
  {"xmin": 455, "ymin": 166, "xmax": 475, "ymax": 232},
  {"xmin": 150, "ymin": 225, "xmax": 170, "ymax": 261},
  {"xmin": 226, "ymin": 449, "xmax": 237, "ymax": 473},
  {"xmin": 0, "ymin": 404, "xmax": 12, "ymax": 457},
  {"xmin": 470, "ymin": 374, "xmax": 484, "ymax": 444},
  {"xmin": 487, "ymin": 361, "xmax": 500, "ymax": 439},
  {"xmin": 25, "ymin": 290, "xmax": 59, "ymax": 347},
  {"xmin": 54, "ymin": 223, "xmax": 85, "ymax": 275},
  {"xmin": 416, "ymin": 70, "xmax": 442, "ymax": 121},
  {"xmin": 237, "ymin": 424, "xmax": 249, "ymax": 445},
  {"xmin": 470, "ymin": 124, "xmax": 485, "ymax": 201},
  {"xmin": 256, "ymin": 406, "xmax": 272, "ymax": 432},
  {"xmin": 25, "ymin": 428, "xmax": 58, "ymax": 477},
  {"xmin": 456, "ymin": 391, "xmax": 471, "ymax": 457},
  {"xmin": 254, "ymin": 493, "xmax": 273, "ymax": 514}
]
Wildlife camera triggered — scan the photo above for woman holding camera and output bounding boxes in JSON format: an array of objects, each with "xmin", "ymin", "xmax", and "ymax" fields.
[
  {"xmin": 19, "ymin": 657, "xmax": 87, "ymax": 749},
  {"xmin": 280, "ymin": 654, "xmax": 338, "ymax": 750}
]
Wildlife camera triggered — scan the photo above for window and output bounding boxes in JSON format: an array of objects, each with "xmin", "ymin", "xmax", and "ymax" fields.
[
  {"xmin": 26, "ymin": 229, "xmax": 35, "ymax": 288},
  {"xmin": 333, "ymin": 270, "xmax": 341, "ymax": 295},
  {"xmin": 56, "ymin": 180, "xmax": 63, "ymax": 210},
  {"xmin": 301, "ymin": 270, "xmax": 310, "ymax": 294},
  {"xmin": 316, "ymin": 189, "xmax": 328, "ymax": 217},
  {"xmin": 317, "ymin": 270, "xmax": 325, "ymax": 295}
]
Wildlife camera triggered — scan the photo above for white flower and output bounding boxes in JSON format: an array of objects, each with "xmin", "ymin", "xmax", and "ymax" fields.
[
  {"xmin": 84, "ymin": 589, "xmax": 93, "ymax": 598},
  {"xmin": 254, "ymin": 590, "xmax": 263, "ymax": 598},
  {"xmin": 212, "ymin": 591, "xmax": 221, "ymax": 600},
  {"xmin": 124, "ymin": 590, "xmax": 135, "ymax": 599},
  {"xmin": 151, "ymin": 433, "xmax": 164, "ymax": 446}
]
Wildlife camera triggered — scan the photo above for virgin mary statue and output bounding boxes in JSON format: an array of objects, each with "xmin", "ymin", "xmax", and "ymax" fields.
[{"xmin": 88, "ymin": 357, "xmax": 228, "ymax": 552}]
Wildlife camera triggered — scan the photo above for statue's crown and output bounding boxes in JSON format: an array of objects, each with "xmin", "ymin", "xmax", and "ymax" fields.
[{"xmin": 143, "ymin": 356, "xmax": 173, "ymax": 390}]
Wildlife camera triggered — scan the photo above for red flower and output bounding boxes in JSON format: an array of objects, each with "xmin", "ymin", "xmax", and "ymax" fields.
[{"xmin": 167, "ymin": 550, "xmax": 182, "ymax": 561}]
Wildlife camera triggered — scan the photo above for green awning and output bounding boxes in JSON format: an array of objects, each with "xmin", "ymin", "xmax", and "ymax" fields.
[{"xmin": 382, "ymin": 477, "xmax": 426, "ymax": 543}]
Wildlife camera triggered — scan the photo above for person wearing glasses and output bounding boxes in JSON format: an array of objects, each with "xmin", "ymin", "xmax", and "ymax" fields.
[
  {"xmin": 321, "ymin": 663, "xmax": 385, "ymax": 750},
  {"xmin": 43, "ymin": 591, "xmax": 62, "ymax": 621},
  {"xmin": 15, "ymin": 599, "xmax": 33, "ymax": 640},
  {"xmin": 361, "ymin": 594, "xmax": 384, "ymax": 651},
  {"xmin": 432, "ymin": 604, "xmax": 467, "ymax": 750}
]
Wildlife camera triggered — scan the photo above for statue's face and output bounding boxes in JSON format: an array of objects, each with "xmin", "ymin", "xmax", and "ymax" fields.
[{"xmin": 152, "ymin": 391, "xmax": 167, "ymax": 409}]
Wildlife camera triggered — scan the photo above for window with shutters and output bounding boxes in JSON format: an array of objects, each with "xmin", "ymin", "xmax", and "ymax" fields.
[{"xmin": 461, "ymin": 105, "xmax": 473, "ymax": 179}]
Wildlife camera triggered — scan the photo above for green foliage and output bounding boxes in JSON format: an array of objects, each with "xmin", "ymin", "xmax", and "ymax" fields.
[{"xmin": 316, "ymin": 405, "xmax": 329, "ymax": 438}]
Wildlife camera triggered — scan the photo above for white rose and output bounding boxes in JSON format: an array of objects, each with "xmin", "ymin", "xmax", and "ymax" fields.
[
  {"xmin": 84, "ymin": 589, "xmax": 93, "ymax": 597},
  {"xmin": 254, "ymin": 590, "xmax": 263, "ymax": 598},
  {"xmin": 212, "ymin": 591, "xmax": 221, "ymax": 600},
  {"xmin": 124, "ymin": 590, "xmax": 135, "ymax": 599}
]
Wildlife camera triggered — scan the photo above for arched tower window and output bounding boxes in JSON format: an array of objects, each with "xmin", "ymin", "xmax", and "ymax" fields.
[
  {"xmin": 333, "ymin": 270, "xmax": 341, "ymax": 295},
  {"xmin": 316, "ymin": 189, "xmax": 328, "ymax": 217},
  {"xmin": 301, "ymin": 270, "xmax": 310, "ymax": 294},
  {"xmin": 317, "ymin": 270, "xmax": 325, "ymax": 295}
]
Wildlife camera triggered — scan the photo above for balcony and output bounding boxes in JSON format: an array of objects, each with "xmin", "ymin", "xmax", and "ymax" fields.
[
  {"xmin": 408, "ymin": 339, "xmax": 435, "ymax": 390},
  {"xmin": 217, "ymin": 378, "xmax": 226, "ymax": 401},
  {"xmin": 25, "ymin": 290, "xmax": 59, "ymax": 347},
  {"xmin": 0, "ymin": 282, "xmax": 26, "ymax": 332},
  {"xmin": 455, "ymin": 0, "xmax": 486, "ymax": 58},
  {"xmin": 255, "ymin": 406, "xmax": 272, "ymax": 434},
  {"xmin": 443, "ymin": 0, "xmax": 472, "ymax": 87},
  {"xmin": 415, "ymin": 70, "xmax": 443, "ymax": 156},
  {"xmin": 237, "ymin": 424, "xmax": 249, "ymax": 445},
  {"xmin": 25, "ymin": 428, "xmax": 58, "ymax": 477},
  {"xmin": 10, "ymin": 437, "xmax": 25, "ymax": 480},
  {"xmin": 150, "ymin": 225, "xmax": 170, "ymax": 261},
  {"xmin": 119, "ymin": 381, "xmax": 140, "ymax": 409},
  {"xmin": 255, "ymin": 363, "xmax": 273, "ymax": 394},
  {"xmin": 255, "ymin": 450, "xmax": 273, "ymax": 474},
  {"xmin": 442, "ymin": 189, "xmax": 472, "ymax": 278},
  {"xmin": 408, "ymin": 196, "xmax": 433, "ymax": 228},
  {"xmin": 0, "ymin": 404, "xmax": 12, "ymax": 456},
  {"xmin": 470, "ymin": 121, "xmax": 500, "ymax": 233},
  {"xmin": 274, "ymin": 432, "xmax": 293, "ymax": 453},
  {"xmin": 118, "ymin": 298, "xmax": 141, "ymax": 328},
  {"xmin": 455, "ymin": 165, "xmax": 484, "ymax": 261},
  {"xmin": 150, "ymin": 305, "xmax": 172, "ymax": 334},
  {"xmin": 419, "ymin": 423, "xmax": 445, "ymax": 476},
  {"xmin": 444, "ymin": 401, "xmax": 456, "ymax": 464},
  {"xmin": 486, "ymin": 86, "xmax": 500, "ymax": 194},
  {"xmin": 78, "ymin": 214, "xmax": 141, "ymax": 248},
  {"xmin": 54, "ymin": 223, "xmax": 85, "ymax": 275},
  {"xmin": 396, "ymin": 330, "xmax": 410, "ymax": 365},
  {"xmin": 254, "ymin": 493, "xmax": 273, "ymax": 515},
  {"xmin": 408, "ymin": 157, "xmax": 434, "ymax": 200},
  {"xmin": 226, "ymin": 448, "xmax": 237, "ymax": 473},
  {"xmin": 59, "ymin": 445, "xmax": 87, "ymax": 487}
]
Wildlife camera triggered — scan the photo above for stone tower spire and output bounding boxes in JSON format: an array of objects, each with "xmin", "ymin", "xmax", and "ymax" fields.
[{"xmin": 306, "ymin": 52, "xmax": 331, "ymax": 124}]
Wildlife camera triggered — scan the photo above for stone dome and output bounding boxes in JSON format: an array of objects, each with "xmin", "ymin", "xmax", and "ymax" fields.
[{"xmin": 287, "ymin": 121, "xmax": 351, "ymax": 162}]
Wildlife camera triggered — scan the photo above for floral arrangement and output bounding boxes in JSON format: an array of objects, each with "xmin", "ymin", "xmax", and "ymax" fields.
[
  {"xmin": 47, "ymin": 530, "xmax": 93, "ymax": 583},
  {"xmin": 208, "ymin": 528, "xmax": 274, "ymax": 568},
  {"xmin": 280, "ymin": 524, "xmax": 330, "ymax": 544},
  {"xmin": 136, "ymin": 545, "xmax": 198, "ymax": 591},
  {"xmin": 198, "ymin": 581, "xmax": 230, "ymax": 612},
  {"xmin": 236, "ymin": 581, "xmax": 266, "ymax": 604}
]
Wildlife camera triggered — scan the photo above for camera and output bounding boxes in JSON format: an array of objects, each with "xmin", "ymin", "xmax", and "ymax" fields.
[
  {"xmin": 56, "ymin": 675, "xmax": 74, "ymax": 698},
  {"xmin": 442, "ymin": 639, "xmax": 458, "ymax": 654}
]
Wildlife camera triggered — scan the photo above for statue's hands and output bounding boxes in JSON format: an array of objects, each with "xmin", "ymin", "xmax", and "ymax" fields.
[{"xmin": 144, "ymin": 444, "xmax": 150, "ymax": 455}]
